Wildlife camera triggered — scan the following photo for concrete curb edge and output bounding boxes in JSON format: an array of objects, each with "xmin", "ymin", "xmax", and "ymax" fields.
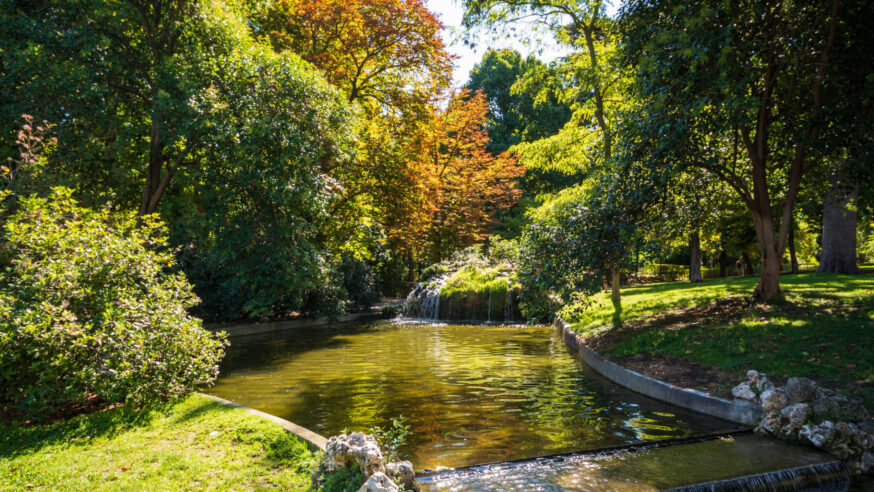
[
  {"xmin": 553, "ymin": 317, "xmax": 763, "ymax": 425},
  {"xmin": 199, "ymin": 393, "xmax": 328, "ymax": 450}
]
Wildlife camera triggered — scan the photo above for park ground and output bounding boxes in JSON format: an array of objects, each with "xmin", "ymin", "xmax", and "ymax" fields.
[
  {"xmin": 569, "ymin": 270, "xmax": 874, "ymax": 409},
  {"xmin": 0, "ymin": 395, "xmax": 316, "ymax": 491}
]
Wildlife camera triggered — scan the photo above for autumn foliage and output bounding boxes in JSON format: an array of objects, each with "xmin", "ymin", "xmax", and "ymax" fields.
[
  {"xmin": 264, "ymin": 0, "xmax": 452, "ymax": 111},
  {"xmin": 388, "ymin": 90, "xmax": 525, "ymax": 262}
]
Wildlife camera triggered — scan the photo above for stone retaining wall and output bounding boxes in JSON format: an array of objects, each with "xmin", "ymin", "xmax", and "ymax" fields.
[
  {"xmin": 553, "ymin": 317, "xmax": 763, "ymax": 426},
  {"xmin": 200, "ymin": 393, "xmax": 328, "ymax": 450}
]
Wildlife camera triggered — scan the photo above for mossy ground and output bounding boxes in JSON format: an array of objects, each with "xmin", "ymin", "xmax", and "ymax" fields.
[
  {"xmin": 439, "ymin": 265, "xmax": 518, "ymax": 321},
  {"xmin": 0, "ymin": 394, "xmax": 316, "ymax": 491},
  {"xmin": 567, "ymin": 272, "xmax": 874, "ymax": 408}
]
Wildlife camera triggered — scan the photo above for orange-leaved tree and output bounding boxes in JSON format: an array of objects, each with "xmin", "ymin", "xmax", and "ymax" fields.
[
  {"xmin": 262, "ymin": 0, "xmax": 452, "ymax": 114},
  {"xmin": 389, "ymin": 90, "xmax": 525, "ymax": 263}
]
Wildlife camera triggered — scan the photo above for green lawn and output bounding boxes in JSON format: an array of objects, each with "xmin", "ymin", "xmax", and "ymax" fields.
[
  {"xmin": 568, "ymin": 272, "xmax": 874, "ymax": 408},
  {"xmin": 0, "ymin": 395, "xmax": 316, "ymax": 491}
]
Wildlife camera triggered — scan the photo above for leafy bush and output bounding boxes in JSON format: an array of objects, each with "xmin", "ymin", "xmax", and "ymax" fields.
[
  {"xmin": 0, "ymin": 189, "xmax": 227, "ymax": 421},
  {"xmin": 338, "ymin": 256, "xmax": 381, "ymax": 311},
  {"xmin": 368, "ymin": 416, "xmax": 411, "ymax": 463},
  {"xmin": 312, "ymin": 461, "xmax": 365, "ymax": 492}
]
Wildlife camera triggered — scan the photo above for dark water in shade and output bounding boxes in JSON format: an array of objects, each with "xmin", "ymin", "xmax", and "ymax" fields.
[{"xmin": 210, "ymin": 320, "xmax": 741, "ymax": 469}]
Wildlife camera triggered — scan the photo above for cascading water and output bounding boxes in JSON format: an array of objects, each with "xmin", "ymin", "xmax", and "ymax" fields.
[
  {"xmin": 504, "ymin": 278, "xmax": 514, "ymax": 322},
  {"xmin": 403, "ymin": 269, "xmax": 520, "ymax": 322},
  {"xmin": 403, "ymin": 274, "xmax": 450, "ymax": 320}
]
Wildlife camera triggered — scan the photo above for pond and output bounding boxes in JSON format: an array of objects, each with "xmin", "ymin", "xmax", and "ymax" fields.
[{"xmin": 210, "ymin": 320, "xmax": 740, "ymax": 470}]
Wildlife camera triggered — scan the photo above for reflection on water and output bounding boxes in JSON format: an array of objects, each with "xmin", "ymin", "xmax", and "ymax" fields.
[
  {"xmin": 211, "ymin": 320, "xmax": 738, "ymax": 469},
  {"xmin": 418, "ymin": 435, "xmax": 841, "ymax": 491}
]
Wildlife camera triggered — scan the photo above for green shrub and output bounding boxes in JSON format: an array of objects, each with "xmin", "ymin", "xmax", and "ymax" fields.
[
  {"xmin": 0, "ymin": 189, "xmax": 227, "ymax": 421},
  {"xmin": 369, "ymin": 416, "xmax": 411, "ymax": 463}
]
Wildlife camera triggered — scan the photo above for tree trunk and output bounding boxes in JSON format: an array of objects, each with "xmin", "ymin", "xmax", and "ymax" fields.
[
  {"xmin": 610, "ymin": 268, "xmax": 621, "ymax": 303},
  {"xmin": 818, "ymin": 174, "xmax": 859, "ymax": 274},
  {"xmin": 407, "ymin": 252, "xmax": 416, "ymax": 283},
  {"xmin": 719, "ymin": 250, "xmax": 727, "ymax": 278},
  {"xmin": 788, "ymin": 219, "xmax": 799, "ymax": 274},
  {"xmin": 742, "ymin": 251, "xmax": 755, "ymax": 277},
  {"xmin": 757, "ymin": 245, "xmax": 783, "ymax": 300},
  {"xmin": 689, "ymin": 229, "xmax": 703, "ymax": 283}
]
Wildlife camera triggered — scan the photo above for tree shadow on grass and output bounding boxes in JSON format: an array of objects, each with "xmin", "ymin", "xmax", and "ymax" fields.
[
  {"xmin": 168, "ymin": 398, "xmax": 231, "ymax": 425},
  {"xmin": 0, "ymin": 400, "xmax": 175, "ymax": 459}
]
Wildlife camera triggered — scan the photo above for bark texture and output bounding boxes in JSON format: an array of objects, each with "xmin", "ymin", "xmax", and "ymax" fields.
[
  {"xmin": 818, "ymin": 175, "xmax": 859, "ymax": 274},
  {"xmin": 610, "ymin": 269, "xmax": 621, "ymax": 303},
  {"xmin": 689, "ymin": 230, "xmax": 703, "ymax": 283}
]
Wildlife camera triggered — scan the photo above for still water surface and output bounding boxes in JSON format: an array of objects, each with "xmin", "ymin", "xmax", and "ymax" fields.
[{"xmin": 211, "ymin": 320, "xmax": 737, "ymax": 469}]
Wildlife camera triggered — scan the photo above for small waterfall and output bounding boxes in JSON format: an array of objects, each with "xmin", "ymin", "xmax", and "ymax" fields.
[
  {"xmin": 404, "ymin": 269, "xmax": 521, "ymax": 323},
  {"xmin": 504, "ymin": 278, "xmax": 514, "ymax": 322},
  {"xmin": 669, "ymin": 460, "xmax": 849, "ymax": 492},
  {"xmin": 404, "ymin": 274, "xmax": 450, "ymax": 320}
]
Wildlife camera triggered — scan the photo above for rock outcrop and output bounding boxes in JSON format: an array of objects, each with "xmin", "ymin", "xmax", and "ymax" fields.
[
  {"xmin": 732, "ymin": 371, "xmax": 873, "ymax": 474},
  {"xmin": 312, "ymin": 432, "xmax": 419, "ymax": 491}
]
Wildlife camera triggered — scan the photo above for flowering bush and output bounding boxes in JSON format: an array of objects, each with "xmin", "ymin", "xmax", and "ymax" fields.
[{"xmin": 0, "ymin": 189, "xmax": 227, "ymax": 421}]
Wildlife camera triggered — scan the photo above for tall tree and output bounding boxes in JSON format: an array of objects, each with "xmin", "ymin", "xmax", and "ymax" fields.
[
  {"xmin": 257, "ymin": 0, "xmax": 452, "ymax": 114},
  {"xmin": 388, "ymin": 90, "xmax": 525, "ymax": 264},
  {"xmin": 463, "ymin": 0, "xmax": 631, "ymax": 302},
  {"xmin": 1, "ymin": 0, "xmax": 354, "ymax": 320},
  {"xmin": 818, "ymin": 163, "xmax": 860, "ymax": 274},
  {"xmin": 250, "ymin": 0, "xmax": 454, "ymax": 262},
  {"xmin": 622, "ymin": 0, "xmax": 861, "ymax": 300}
]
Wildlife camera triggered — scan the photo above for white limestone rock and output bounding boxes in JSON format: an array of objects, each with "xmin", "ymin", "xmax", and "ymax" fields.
[
  {"xmin": 325, "ymin": 432, "xmax": 386, "ymax": 476},
  {"xmin": 732, "ymin": 381, "xmax": 757, "ymax": 401},
  {"xmin": 784, "ymin": 377, "xmax": 818, "ymax": 404},
  {"xmin": 386, "ymin": 461, "xmax": 417, "ymax": 491},
  {"xmin": 781, "ymin": 403, "xmax": 809, "ymax": 433},
  {"xmin": 358, "ymin": 472, "xmax": 400, "ymax": 492},
  {"xmin": 761, "ymin": 388, "xmax": 789, "ymax": 412},
  {"xmin": 799, "ymin": 420, "xmax": 835, "ymax": 448}
]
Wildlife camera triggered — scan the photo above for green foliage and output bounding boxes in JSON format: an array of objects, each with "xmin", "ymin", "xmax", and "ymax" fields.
[
  {"xmin": 465, "ymin": 49, "xmax": 571, "ymax": 154},
  {"xmin": 419, "ymin": 263, "xmax": 450, "ymax": 282},
  {"xmin": 368, "ymin": 416, "xmax": 411, "ymax": 463},
  {"xmin": 0, "ymin": 189, "xmax": 227, "ymax": 420},
  {"xmin": 581, "ymin": 274, "xmax": 874, "ymax": 408},
  {"xmin": 314, "ymin": 461, "xmax": 365, "ymax": 492},
  {"xmin": 338, "ymin": 255, "xmax": 381, "ymax": 311},
  {"xmin": 2, "ymin": 0, "xmax": 356, "ymax": 321}
]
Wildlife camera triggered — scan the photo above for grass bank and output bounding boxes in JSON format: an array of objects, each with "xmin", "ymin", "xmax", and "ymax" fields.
[
  {"xmin": 566, "ymin": 272, "xmax": 874, "ymax": 408},
  {"xmin": 0, "ymin": 394, "xmax": 316, "ymax": 491}
]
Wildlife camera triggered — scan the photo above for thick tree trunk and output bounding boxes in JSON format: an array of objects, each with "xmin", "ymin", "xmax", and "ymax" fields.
[
  {"xmin": 719, "ymin": 250, "xmax": 727, "ymax": 277},
  {"xmin": 788, "ymin": 220, "xmax": 799, "ymax": 274},
  {"xmin": 757, "ymin": 246, "xmax": 783, "ymax": 299},
  {"xmin": 749, "ymin": 201, "xmax": 783, "ymax": 300},
  {"xmin": 689, "ymin": 230, "xmax": 703, "ymax": 283},
  {"xmin": 818, "ymin": 175, "xmax": 859, "ymax": 274},
  {"xmin": 610, "ymin": 269, "xmax": 621, "ymax": 303}
]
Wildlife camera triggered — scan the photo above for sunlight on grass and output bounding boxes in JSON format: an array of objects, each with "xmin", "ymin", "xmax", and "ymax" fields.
[
  {"xmin": 0, "ymin": 395, "xmax": 316, "ymax": 491},
  {"xmin": 568, "ymin": 273, "xmax": 874, "ymax": 408}
]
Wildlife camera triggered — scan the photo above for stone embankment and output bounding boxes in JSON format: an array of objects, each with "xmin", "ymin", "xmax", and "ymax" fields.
[
  {"xmin": 312, "ymin": 432, "xmax": 418, "ymax": 492},
  {"xmin": 732, "ymin": 371, "xmax": 874, "ymax": 474}
]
